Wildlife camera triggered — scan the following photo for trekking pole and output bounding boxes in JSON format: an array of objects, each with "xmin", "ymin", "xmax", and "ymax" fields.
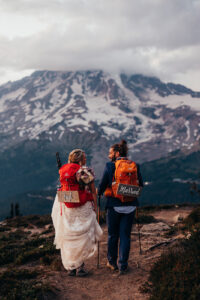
[
  {"xmin": 56, "ymin": 152, "xmax": 62, "ymax": 170},
  {"xmin": 136, "ymin": 207, "xmax": 142, "ymax": 255},
  {"xmin": 97, "ymin": 195, "xmax": 101, "ymax": 268}
]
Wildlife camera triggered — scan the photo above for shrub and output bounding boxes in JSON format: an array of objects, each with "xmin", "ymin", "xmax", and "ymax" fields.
[
  {"xmin": 0, "ymin": 268, "xmax": 55, "ymax": 300},
  {"xmin": 0, "ymin": 232, "xmax": 56, "ymax": 267},
  {"xmin": 15, "ymin": 240, "xmax": 57, "ymax": 265},
  {"xmin": 0, "ymin": 243, "xmax": 22, "ymax": 266},
  {"xmin": 183, "ymin": 207, "xmax": 200, "ymax": 228},
  {"xmin": 0, "ymin": 226, "xmax": 11, "ymax": 232},
  {"xmin": 41, "ymin": 227, "xmax": 53, "ymax": 235},
  {"xmin": 164, "ymin": 226, "xmax": 177, "ymax": 237},
  {"xmin": 141, "ymin": 230, "xmax": 200, "ymax": 300},
  {"xmin": 135, "ymin": 214, "xmax": 157, "ymax": 224},
  {"xmin": 32, "ymin": 215, "xmax": 52, "ymax": 227}
]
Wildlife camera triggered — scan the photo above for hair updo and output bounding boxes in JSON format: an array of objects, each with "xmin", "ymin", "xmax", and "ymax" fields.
[
  {"xmin": 111, "ymin": 139, "xmax": 128, "ymax": 157},
  {"xmin": 68, "ymin": 149, "xmax": 85, "ymax": 164}
]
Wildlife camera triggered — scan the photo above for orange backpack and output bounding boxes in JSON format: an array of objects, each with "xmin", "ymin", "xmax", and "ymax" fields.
[{"xmin": 104, "ymin": 159, "xmax": 140, "ymax": 202}]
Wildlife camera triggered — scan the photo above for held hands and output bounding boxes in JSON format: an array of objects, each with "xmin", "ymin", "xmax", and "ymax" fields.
[{"xmin": 89, "ymin": 181, "xmax": 97, "ymax": 213}]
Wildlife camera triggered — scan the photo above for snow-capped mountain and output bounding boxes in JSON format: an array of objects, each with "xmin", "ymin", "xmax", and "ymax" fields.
[
  {"xmin": 1, "ymin": 70, "xmax": 200, "ymax": 161},
  {"xmin": 0, "ymin": 70, "xmax": 200, "ymax": 206}
]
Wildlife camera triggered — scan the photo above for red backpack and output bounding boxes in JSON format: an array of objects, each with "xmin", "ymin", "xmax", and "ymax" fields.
[{"xmin": 59, "ymin": 163, "xmax": 93, "ymax": 208}]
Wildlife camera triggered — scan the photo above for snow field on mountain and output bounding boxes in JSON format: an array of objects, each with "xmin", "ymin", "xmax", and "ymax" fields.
[
  {"xmin": 149, "ymin": 91, "xmax": 200, "ymax": 112},
  {"xmin": 0, "ymin": 70, "xmax": 200, "ymax": 157},
  {"xmin": 114, "ymin": 74, "xmax": 152, "ymax": 144},
  {"xmin": 0, "ymin": 88, "xmax": 27, "ymax": 113}
]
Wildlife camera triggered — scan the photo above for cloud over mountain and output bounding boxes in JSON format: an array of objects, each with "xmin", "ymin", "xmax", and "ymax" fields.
[{"xmin": 0, "ymin": 0, "xmax": 200, "ymax": 89}]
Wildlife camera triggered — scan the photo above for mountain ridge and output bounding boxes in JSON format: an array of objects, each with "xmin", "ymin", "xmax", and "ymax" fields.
[{"xmin": 1, "ymin": 70, "xmax": 200, "ymax": 159}]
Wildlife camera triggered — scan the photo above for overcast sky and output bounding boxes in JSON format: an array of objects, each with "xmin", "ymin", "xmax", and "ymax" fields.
[{"xmin": 0, "ymin": 0, "xmax": 200, "ymax": 90}]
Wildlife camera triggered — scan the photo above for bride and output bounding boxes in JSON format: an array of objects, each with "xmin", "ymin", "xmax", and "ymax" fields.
[{"xmin": 51, "ymin": 149, "xmax": 102, "ymax": 276}]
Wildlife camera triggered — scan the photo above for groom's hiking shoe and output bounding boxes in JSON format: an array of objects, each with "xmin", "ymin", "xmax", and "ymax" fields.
[
  {"xmin": 119, "ymin": 267, "xmax": 128, "ymax": 275},
  {"xmin": 106, "ymin": 262, "xmax": 118, "ymax": 271}
]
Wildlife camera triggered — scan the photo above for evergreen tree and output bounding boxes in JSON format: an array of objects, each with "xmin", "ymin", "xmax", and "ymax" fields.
[{"xmin": 15, "ymin": 203, "xmax": 20, "ymax": 216}]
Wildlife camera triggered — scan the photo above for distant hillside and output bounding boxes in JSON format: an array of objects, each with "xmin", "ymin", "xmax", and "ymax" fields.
[
  {"xmin": 140, "ymin": 149, "xmax": 200, "ymax": 206},
  {"xmin": 0, "ymin": 148, "xmax": 199, "ymax": 221}
]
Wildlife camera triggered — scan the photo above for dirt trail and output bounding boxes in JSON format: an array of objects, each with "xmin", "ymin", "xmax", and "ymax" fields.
[
  {"xmin": 46, "ymin": 206, "xmax": 193, "ymax": 300},
  {"xmin": 48, "ymin": 225, "xmax": 150, "ymax": 300}
]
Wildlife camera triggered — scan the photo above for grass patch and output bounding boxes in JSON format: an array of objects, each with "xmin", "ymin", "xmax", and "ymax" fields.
[
  {"xmin": 0, "ymin": 229, "xmax": 57, "ymax": 266},
  {"xmin": 0, "ymin": 214, "xmax": 59, "ymax": 299},
  {"xmin": 0, "ymin": 268, "xmax": 55, "ymax": 300},
  {"xmin": 141, "ymin": 203, "xmax": 200, "ymax": 213},
  {"xmin": 4, "ymin": 215, "xmax": 52, "ymax": 229},
  {"xmin": 136, "ymin": 214, "xmax": 157, "ymax": 224},
  {"xmin": 15, "ymin": 239, "xmax": 57, "ymax": 265},
  {"xmin": 31, "ymin": 215, "xmax": 52, "ymax": 227}
]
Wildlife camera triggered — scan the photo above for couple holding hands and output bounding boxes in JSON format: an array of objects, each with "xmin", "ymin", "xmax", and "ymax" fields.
[{"xmin": 52, "ymin": 140, "xmax": 143, "ymax": 276}]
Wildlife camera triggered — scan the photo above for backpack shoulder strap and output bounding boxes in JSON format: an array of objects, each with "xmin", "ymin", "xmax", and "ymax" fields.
[{"xmin": 114, "ymin": 159, "xmax": 124, "ymax": 180}]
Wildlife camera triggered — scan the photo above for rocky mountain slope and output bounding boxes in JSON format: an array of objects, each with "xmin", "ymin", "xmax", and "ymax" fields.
[{"xmin": 1, "ymin": 70, "xmax": 200, "ymax": 162}]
